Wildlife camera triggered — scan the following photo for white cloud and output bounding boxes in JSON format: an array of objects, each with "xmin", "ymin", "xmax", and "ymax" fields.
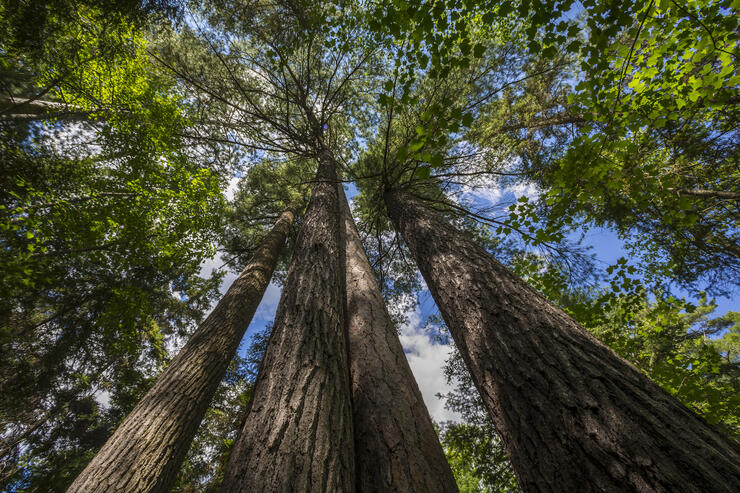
[
  {"xmin": 457, "ymin": 173, "xmax": 503, "ymax": 207},
  {"xmin": 461, "ymin": 177, "xmax": 540, "ymax": 207},
  {"xmin": 510, "ymin": 181, "xmax": 540, "ymax": 201},
  {"xmin": 254, "ymin": 281, "xmax": 282, "ymax": 321},
  {"xmin": 465, "ymin": 179, "xmax": 504, "ymax": 206},
  {"xmin": 398, "ymin": 306, "xmax": 461, "ymax": 423},
  {"xmin": 95, "ymin": 389, "xmax": 111, "ymax": 409},
  {"xmin": 199, "ymin": 254, "xmax": 238, "ymax": 297},
  {"xmin": 446, "ymin": 148, "xmax": 540, "ymax": 207},
  {"xmin": 224, "ymin": 176, "xmax": 240, "ymax": 201}
]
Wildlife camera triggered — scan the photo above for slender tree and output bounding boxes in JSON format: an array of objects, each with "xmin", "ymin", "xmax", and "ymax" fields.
[
  {"xmin": 384, "ymin": 186, "xmax": 740, "ymax": 492},
  {"xmin": 67, "ymin": 205, "xmax": 296, "ymax": 493},
  {"xmin": 221, "ymin": 156, "xmax": 354, "ymax": 492},
  {"xmin": 339, "ymin": 184, "xmax": 458, "ymax": 492}
]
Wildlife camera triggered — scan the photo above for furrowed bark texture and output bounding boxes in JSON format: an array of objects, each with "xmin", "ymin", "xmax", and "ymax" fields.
[
  {"xmin": 67, "ymin": 207, "xmax": 296, "ymax": 493},
  {"xmin": 384, "ymin": 188, "xmax": 740, "ymax": 493},
  {"xmin": 221, "ymin": 157, "xmax": 354, "ymax": 492},
  {"xmin": 339, "ymin": 185, "xmax": 457, "ymax": 493}
]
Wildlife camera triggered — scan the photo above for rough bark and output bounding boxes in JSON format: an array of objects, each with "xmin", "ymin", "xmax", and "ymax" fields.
[
  {"xmin": 384, "ymin": 187, "xmax": 740, "ymax": 493},
  {"xmin": 339, "ymin": 185, "xmax": 457, "ymax": 493},
  {"xmin": 67, "ymin": 206, "xmax": 296, "ymax": 493},
  {"xmin": 221, "ymin": 156, "xmax": 354, "ymax": 492}
]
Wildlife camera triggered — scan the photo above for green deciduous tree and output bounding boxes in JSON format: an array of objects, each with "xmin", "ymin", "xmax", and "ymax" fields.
[
  {"xmin": 3, "ymin": 0, "xmax": 738, "ymax": 491},
  {"xmin": 0, "ymin": 4, "xmax": 225, "ymax": 489},
  {"xmin": 589, "ymin": 293, "xmax": 740, "ymax": 435}
]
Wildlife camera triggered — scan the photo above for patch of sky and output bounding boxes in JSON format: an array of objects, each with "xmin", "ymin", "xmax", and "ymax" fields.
[{"xmin": 463, "ymin": 178, "xmax": 738, "ymax": 323}]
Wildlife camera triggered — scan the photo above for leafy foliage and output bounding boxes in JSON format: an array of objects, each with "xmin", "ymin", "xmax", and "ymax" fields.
[
  {"xmin": 1, "ymin": 0, "xmax": 738, "ymax": 489},
  {"xmin": 367, "ymin": 0, "xmax": 738, "ymax": 294},
  {"xmin": 0, "ymin": 4, "xmax": 225, "ymax": 490},
  {"xmin": 588, "ymin": 293, "xmax": 740, "ymax": 435},
  {"xmin": 220, "ymin": 158, "xmax": 312, "ymax": 275}
]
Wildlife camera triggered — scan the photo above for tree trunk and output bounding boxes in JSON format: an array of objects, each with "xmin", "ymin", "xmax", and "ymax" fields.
[
  {"xmin": 384, "ymin": 187, "xmax": 740, "ymax": 493},
  {"xmin": 67, "ymin": 205, "xmax": 296, "ymax": 493},
  {"xmin": 339, "ymin": 185, "xmax": 457, "ymax": 493},
  {"xmin": 0, "ymin": 95, "xmax": 91, "ymax": 121},
  {"xmin": 221, "ymin": 155, "xmax": 354, "ymax": 492}
]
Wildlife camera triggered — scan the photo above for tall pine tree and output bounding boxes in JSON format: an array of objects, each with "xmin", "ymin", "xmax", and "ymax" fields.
[
  {"xmin": 384, "ymin": 186, "xmax": 740, "ymax": 491},
  {"xmin": 221, "ymin": 156, "xmax": 354, "ymax": 492}
]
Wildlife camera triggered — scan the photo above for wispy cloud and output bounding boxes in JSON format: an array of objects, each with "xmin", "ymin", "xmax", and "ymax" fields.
[{"xmin": 398, "ymin": 305, "xmax": 461, "ymax": 423}]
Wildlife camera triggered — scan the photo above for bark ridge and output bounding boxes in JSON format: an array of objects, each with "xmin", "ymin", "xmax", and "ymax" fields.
[
  {"xmin": 385, "ymin": 187, "xmax": 740, "ymax": 493},
  {"xmin": 221, "ymin": 156, "xmax": 354, "ymax": 492},
  {"xmin": 340, "ymin": 185, "xmax": 457, "ymax": 493},
  {"xmin": 68, "ymin": 206, "xmax": 295, "ymax": 493}
]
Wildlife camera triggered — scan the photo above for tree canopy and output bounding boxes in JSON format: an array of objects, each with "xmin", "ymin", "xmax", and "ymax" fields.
[{"xmin": 1, "ymin": 0, "xmax": 738, "ymax": 491}]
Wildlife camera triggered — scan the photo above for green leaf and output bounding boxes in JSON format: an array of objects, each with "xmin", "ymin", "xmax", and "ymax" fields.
[
  {"xmin": 414, "ymin": 166, "xmax": 431, "ymax": 180},
  {"xmin": 409, "ymin": 139, "xmax": 425, "ymax": 152}
]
